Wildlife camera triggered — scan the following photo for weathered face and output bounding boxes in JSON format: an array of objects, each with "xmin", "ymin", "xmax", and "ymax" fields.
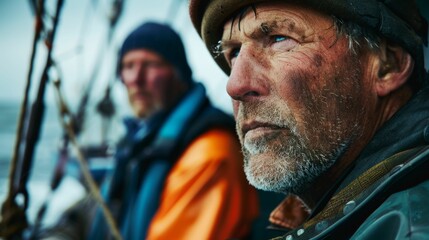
[
  {"xmin": 121, "ymin": 49, "xmax": 186, "ymax": 118},
  {"xmin": 221, "ymin": 3, "xmax": 374, "ymax": 194}
]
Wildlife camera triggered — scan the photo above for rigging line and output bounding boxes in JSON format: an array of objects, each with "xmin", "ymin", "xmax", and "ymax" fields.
[
  {"xmin": 1, "ymin": 0, "xmax": 63, "ymax": 237},
  {"xmin": 108, "ymin": 0, "xmax": 124, "ymax": 29},
  {"xmin": 30, "ymin": 0, "xmax": 124, "ymax": 234},
  {"xmin": 0, "ymin": 1, "xmax": 45, "ymax": 238},
  {"xmin": 27, "ymin": 0, "xmax": 38, "ymax": 15},
  {"xmin": 17, "ymin": 0, "xmax": 65, "ymax": 211},
  {"xmin": 52, "ymin": 0, "xmax": 94, "ymax": 61},
  {"xmin": 53, "ymin": 79, "xmax": 123, "ymax": 240},
  {"xmin": 78, "ymin": 0, "xmax": 97, "ymax": 45},
  {"xmin": 73, "ymin": 0, "xmax": 124, "ymax": 136},
  {"xmin": 27, "ymin": 60, "xmax": 66, "ymax": 240},
  {"xmin": 6, "ymin": 0, "xmax": 44, "ymax": 201},
  {"xmin": 96, "ymin": 0, "xmax": 124, "ymax": 142}
]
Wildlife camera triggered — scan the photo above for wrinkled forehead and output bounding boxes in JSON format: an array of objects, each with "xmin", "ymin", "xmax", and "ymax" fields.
[
  {"xmin": 220, "ymin": 2, "xmax": 331, "ymax": 41},
  {"xmin": 191, "ymin": 0, "xmax": 427, "ymax": 81}
]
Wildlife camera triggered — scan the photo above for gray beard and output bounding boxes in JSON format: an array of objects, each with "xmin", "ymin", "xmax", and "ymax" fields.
[
  {"xmin": 238, "ymin": 102, "xmax": 353, "ymax": 195},
  {"xmin": 242, "ymin": 129, "xmax": 349, "ymax": 195}
]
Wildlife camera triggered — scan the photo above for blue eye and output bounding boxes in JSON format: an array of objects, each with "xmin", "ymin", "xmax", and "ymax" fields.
[{"xmin": 274, "ymin": 36, "xmax": 287, "ymax": 42}]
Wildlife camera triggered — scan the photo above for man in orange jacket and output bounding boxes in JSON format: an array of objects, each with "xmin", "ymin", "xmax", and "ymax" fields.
[
  {"xmin": 39, "ymin": 21, "xmax": 259, "ymax": 240},
  {"xmin": 106, "ymin": 22, "xmax": 258, "ymax": 240}
]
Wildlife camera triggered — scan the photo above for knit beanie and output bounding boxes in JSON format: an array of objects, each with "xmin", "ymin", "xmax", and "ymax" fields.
[{"xmin": 118, "ymin": 22, "xmax": 193, "ymax": 84}]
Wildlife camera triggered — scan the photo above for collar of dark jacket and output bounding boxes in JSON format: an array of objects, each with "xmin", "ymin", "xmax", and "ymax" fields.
[
  {"xmin": 339, "ymin": 84, "xmax": 429, "ymax": 190},
  {"xmin": 268, "ymin": 84, "xmax": 429, "ymax": 231}
]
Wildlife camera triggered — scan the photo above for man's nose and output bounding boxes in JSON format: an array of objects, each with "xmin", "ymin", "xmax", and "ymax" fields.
[
  {"xmin": 125, "ymin": 65, "xmax": 146, "ymax": 86},
  {"xmin": 226, "ymin": 47, "xmax": 269, "ymax": 102}
]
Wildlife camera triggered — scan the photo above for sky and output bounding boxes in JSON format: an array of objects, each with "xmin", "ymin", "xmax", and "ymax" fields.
[{"xmin": 0, "ymin": 0, "xmax": 232, "ymax": 115}]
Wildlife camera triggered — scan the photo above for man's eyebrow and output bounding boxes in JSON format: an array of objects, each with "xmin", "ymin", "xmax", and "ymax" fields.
[
  {"xmin": 259, "ymin": 22, "xmax": 275, "ymax": 34},
  {"xmin": 214, "ymin": 20, "xmax": 288, "ymax": 56},
  {"xmin": 220, "ymin": 20, "xmax": 280, "ymax": 44}
]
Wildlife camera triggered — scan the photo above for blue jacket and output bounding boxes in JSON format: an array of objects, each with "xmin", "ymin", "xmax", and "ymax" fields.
[{"xmin": 88, "ymin": 83, "xmax": 236, "ymax": 239}]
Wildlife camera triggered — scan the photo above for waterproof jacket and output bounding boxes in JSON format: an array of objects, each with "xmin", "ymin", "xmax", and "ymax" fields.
[
  {"xmin": 272, "ymin": 84, "xmax": 429, "ymax": 239},
  {"xmin": 89, "ymin": 83, "xmax": 258, "ymax": 239}
]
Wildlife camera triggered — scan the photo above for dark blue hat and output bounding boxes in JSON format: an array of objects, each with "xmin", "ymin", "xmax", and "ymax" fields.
[{"xmin": 118, "ymin": 22, "xmax": 193, "ymax": 83}]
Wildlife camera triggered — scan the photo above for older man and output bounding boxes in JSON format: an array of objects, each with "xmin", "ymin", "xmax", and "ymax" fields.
[
  {"xmin": 38, "ymin": 22, "xmax": 258, "ymax": 240},
  {"xmin": 99, "ymin": 22, "xmax": 259, "ymax": 240},
  {"xmin": 190, "ymin": 0, "xmax": 429, "ymax": 239}
]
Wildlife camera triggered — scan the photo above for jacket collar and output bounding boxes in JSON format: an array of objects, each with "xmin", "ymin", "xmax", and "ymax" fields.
[{"xmin": 269, "ymin": 85, "xmax": 429, "ymax": 229}]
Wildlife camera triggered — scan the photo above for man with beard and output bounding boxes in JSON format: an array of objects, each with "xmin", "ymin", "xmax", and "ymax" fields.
[
  {"xmin": 189, "ymin": 0, "xmax": 429, "ymax": 239},
  {"xmin": 37, "ymin": 22, "xmax": 258, "ymax": 240}
]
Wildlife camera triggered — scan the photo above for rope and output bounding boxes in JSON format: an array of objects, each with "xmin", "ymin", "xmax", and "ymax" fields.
[
  {"xmin": 52, "ymin": 79, "xmax": 123, "ymax": 240},
  {"xmin": 5, "ymin": 0, "xmax": 44, "ymax": 210},
  {"xmin": 74, "ymin": 0, "xmax": 124, "ymax": 137},
  {"xmin": 0, "ymin": 0, "xmax": 45, "ymax": 238},
  {"xmin": 1, "ymin": 1, "xmax": 124, "ymax": 238},
  {"xmin": 16, "ymin": 0, "xmax": 64, "ymax": 213}
]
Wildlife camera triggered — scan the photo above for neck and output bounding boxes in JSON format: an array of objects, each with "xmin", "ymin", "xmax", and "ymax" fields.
[{"xmin": 297, "ymin": 147, "xmax": 360, "ymax": 209}]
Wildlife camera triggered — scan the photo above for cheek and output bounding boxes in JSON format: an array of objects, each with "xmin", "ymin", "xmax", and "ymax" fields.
[
  {"xmin": 154, "ymin": 82, "xmax": 170, "ymax": 102},
  {"xmin": 146, "ymin": 73, "xmax": 169, "ymax": 93},
  {"xmin": 271, "ymin": 59, "xmax": 320, "ymax": 113},
  {"xmin": 271, "ymin": 53, "xmax": 352, "ymax": 128},
  {"xmin": 271, "ymin": 49, "xmax": 324, "ymax": 92}
]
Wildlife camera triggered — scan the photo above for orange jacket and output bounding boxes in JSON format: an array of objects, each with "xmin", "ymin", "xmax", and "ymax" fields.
[{"xmin": 147, "ymin": 128, "xmax": 259, "ymax": 240}]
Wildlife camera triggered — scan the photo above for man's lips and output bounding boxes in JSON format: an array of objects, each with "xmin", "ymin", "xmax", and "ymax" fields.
[
  {"xmin": 241, "ymin": 121, "xmax": 283, "ymax": 137},
  {"xmin": 131, "ymin": 92, "xmax": 150, "ymax": 101}
]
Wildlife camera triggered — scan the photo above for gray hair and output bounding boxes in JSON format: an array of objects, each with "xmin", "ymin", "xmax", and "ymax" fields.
[{"xmin": 332, "ymin": 16, "xmax": 381, "ymax": 54}]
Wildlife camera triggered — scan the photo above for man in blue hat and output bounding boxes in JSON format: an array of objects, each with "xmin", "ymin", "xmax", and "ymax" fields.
[
  {"xmin": 39, "ymin": 22, "xmax": 259, "ymax": 240},
  {"xmin": 190, "ymin": 0, "xmax": 429, "ymax": 239}
]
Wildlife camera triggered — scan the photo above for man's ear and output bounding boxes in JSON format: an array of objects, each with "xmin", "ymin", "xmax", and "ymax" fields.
[{"xmin": 375, "ymin": 41, "xmax": 414, "ymax": 97}]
